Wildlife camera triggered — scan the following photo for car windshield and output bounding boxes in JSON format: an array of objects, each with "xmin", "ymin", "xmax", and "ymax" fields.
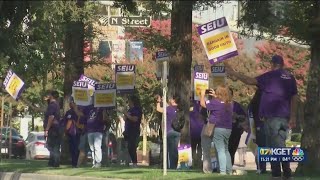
[{"xmin": 0, "ymin": 128, "xmax": 19, "ymax": 137}]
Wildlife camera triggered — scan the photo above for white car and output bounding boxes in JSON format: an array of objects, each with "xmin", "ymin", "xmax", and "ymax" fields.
[{"xmin": 25, "ymin": 132, "xmax": 49, "ymax": 160}]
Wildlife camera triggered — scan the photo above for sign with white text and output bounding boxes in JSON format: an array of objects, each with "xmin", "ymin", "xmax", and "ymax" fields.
[
  {"xmin": 156, "ymin": 51, "xmax": 170, "ymax": 62},
  {"xmin": 115, "ymin": 65, "xmax": 135, "ymax": 93},
  {"xmin": 128, "ymin": 41, "xmax": 143, "ymax": 61},
  {"xmin": 2, "ymin": 70, "xmax": 25, "ymax": 100},
  {"xmin": 197, "ymin": 17, "xmax": 238, "ymax": 64},
  {"xmin": 211, "ymin": 65, "xmax": 226, "ymax": 88},
  {"xmin": 79, "ymin": 75, "xmax": 96, "ymax": 96},
  {"xmin": 194, "ymin": 72, "xmax": 209, "ymax": 101},
  {"xmin": 72, "ymin": 81, "xmax": 91, "ymax": 106},
  {"xmin": 109, "ymin": 16, "xmax": 151, "ymax": 27},
  {"xmin": 94, "ymin": 83, "xmax": 116, "ymax": 108}
]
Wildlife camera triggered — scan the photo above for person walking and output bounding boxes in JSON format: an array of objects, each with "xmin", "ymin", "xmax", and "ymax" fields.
[
  {"xmin": 121, "ymin": 95, "xmax": 143, "ymax": 168},
  {"xmin": 200, "ymin": 86, "xmax": 233, "ymax": 175},
  {"xmin": 64, "ymin": 98, "xmax": 79, "ymax": 168},
  {"xmin": 228, "ymin": 88, "xmax": 247, "ymax": 166},
  {"xmin": 156, "ymin": 94, "xmax": 181, "ymax": 169},
  {"xmin": 43, "ymin": 90, "xmax": 61, "ymax": 168},
  {"xmin": 225, "ymin": 55, "xmax": 298, "ymax": 180},
  {"xmin": 248, "ymin": 89, "xmax": 267, "ymax": 174},
  {"xmin": 190, "ymin": 97, "xmax": 205, "ymax": 169}
]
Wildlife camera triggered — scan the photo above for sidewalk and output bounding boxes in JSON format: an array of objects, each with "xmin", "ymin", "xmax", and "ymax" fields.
[{"xmin": 0, "ymin": 172, "xmax": 127, "ymax": 180}]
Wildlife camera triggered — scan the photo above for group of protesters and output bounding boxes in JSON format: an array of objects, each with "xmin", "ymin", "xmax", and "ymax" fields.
[
  {"xmin": 156, "ymin": 55, "xmax": 297, "ymax": 180},
  {"xmin": 30, "ymin": 54, "xmax": 297, "ymax": 180}
]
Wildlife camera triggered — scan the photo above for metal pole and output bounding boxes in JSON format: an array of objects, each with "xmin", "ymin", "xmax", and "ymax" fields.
[
  {"xmin": 162, "ymin": 61, "xmax": 168, "ymax": 175},
  {"xmin": 8, "ymin": 102, "xmax": 12, "ymax": 159},
  {"xmin": 1, "ymin": 96, "xmax": 4, "ymax": 127}
]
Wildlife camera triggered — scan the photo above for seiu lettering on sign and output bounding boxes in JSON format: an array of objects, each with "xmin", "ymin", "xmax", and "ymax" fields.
[
  {"xmin": 197, "ymin": 17, "xmax": 227, "ymax": 35},
  {"xmin": 80, "ymin": 75, "xmax": 96, "ymax": 86},
  {"xmin": 195, "ymin": 72, "xmax": 208, "ymax": 80},
  {"xmin": 156, "ymin": 51, "xmax": 169, "ymax": 59},
  {"xmin": 116, "ymin": 65, "xmax": 135, "ymax": 72},
  {"xmin": 3, "ymin": 70, "xmax": 14, "ymax": 87},
  {"xmin": 95, "ymin": 83, "xmax": 116, "ymax": 90},
  {"xmin": 73, "ymin": 81, "xmax": 88, "ymax": 88},
  {"xmin": 211, "ymin": 66, "xmax": 225, "ymax": 73}
]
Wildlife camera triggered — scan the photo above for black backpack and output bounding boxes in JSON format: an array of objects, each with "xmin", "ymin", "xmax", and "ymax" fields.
[{"xmin": 171, "ymin": 108, "xmax": 185, "ymax": 132}]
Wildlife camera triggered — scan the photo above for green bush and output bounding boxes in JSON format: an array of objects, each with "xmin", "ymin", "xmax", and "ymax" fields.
[
  {"xmin": 137, "ymin": 141, "xmax": 151, "ymax": 151},
  {"xmin": 291, "ymin": 133, "xmax": 302, "ymax": 142}
]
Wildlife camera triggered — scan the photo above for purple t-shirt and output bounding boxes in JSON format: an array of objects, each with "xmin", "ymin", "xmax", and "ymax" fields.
[
  {"xmin": 205, "ymin": 99, "xmax": 233, "ymax": 129},
  {"xmin": 124, "ymin": 106, "xmax": 142, "ymax": 134},
  {"xmin": 190, "ymin": 101, "xmax": 205, "ymax": 139},
  {"xmin": 256, "ymin": 69, "xmax": 297, "ymax": 118},
  {"xmin": 43, "ymin": 101, "xmax": 60, "ymax": 130},
  {"xmin": 166, "ymin": 106, "xmax": 178, "ymax": 133},
  {"xmin": 77, "ymin": 106, "xmax": 90, "ymax": 133},
  {"xmin": 86, "ymin": 106, "xmax": 105, "ymax": 133}
]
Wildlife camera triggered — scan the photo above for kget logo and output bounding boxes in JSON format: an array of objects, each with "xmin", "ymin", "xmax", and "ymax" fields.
[{"xmin": 259, "ymin": 148, "xmax": 291, "ymax": 156}]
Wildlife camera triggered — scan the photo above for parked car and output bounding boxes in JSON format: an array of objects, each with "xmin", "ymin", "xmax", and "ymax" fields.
[
  {"xmin": 25, "ymin": 132, "xmax": 49, "ymax": 160},
  {"xmin": 0, "ymin": 127, "xmax": 26, "ymax": 159}
]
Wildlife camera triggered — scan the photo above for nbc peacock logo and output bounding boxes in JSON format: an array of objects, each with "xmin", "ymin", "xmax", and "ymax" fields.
[{"xmin": 292, "ymin": 148, "xmax": 305, "ymax": 162}]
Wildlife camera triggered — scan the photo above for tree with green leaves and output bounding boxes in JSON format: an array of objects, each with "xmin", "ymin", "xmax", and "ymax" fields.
[{"xmin": 238, "ymin": 1, "xmax": 320, "ymax": 175}]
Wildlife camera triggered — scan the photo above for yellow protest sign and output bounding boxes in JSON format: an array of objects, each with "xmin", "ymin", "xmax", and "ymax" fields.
[
  {"xmin": 3, "ymin": 70, "xmax": 25, "ymax": 100},
  {"xmin": 116, "ymin": 74, "xmax": 134, "ymax": 86},
  {"xmin": 95, "ymin": 93, "xmax": 114, "ymax": 105},
  {"xmin": 205, "ymin": 31, "xmax": 233, "ymax": 55},
  {"xmin": 74, "ymin": 89, "xmax": 89, "ymax": 101}
]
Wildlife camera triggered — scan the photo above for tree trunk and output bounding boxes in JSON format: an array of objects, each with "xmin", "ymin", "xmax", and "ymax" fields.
[
  {"xmin": 60, "ymin": 0, "xmax": 85, "ymax": 165},
  {"xmin": 296, "ymin": 2, "xmax": 320, "ymax": 175},
  {"xmin": 169, "ymin": 0, "xmax": 193, "ymax": 144}
]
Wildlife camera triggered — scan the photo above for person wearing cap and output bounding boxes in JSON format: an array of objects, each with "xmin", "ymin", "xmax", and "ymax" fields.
[
  {"xmin": 225, "ymin": 55, "xmax": 298, "ymax": 180},
  {"xmin": 64, "ymin": 97, "xmax": 80, "ymax": 168},
  {"xmin": 43, "ymin": 90, "xmax": 61, "ymax": 167}
]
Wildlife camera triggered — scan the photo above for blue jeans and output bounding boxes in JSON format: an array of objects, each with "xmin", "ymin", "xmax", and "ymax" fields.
[
  {"xmin": 213, "ymin": 128, "xmax": 232, "ymax": 174},
  {"xmin": 88, "ymin": 132, "xmax": 103, "ymax": 165},
  {"xmin": 264, "ymin": 117, "xmax": 291, "ymax": 178},
  {"xmin": 167, "ymin": 130, "xmax": 180, "ymax": 169}
]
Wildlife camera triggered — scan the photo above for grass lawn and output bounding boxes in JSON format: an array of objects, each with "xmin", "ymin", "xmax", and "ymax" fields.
[{"xmin": 0, "ymin": 159, "xmax": 317, "ymax": 180}]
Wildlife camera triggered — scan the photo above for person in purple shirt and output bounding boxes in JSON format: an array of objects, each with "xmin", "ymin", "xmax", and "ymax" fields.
[
  {"xmin": 122, "ymin": 95, "xmax": 142, "ymax": 168},
  {"xmin": 190, "ymin": 97, "xmax": 205, "ymax": 168},
  {"xmin": 226, "ymin": 55, "xmax": 298, "ymax": 179},
  {"xmin": 43, "ymin": 90, "xmax": 61, "ymax": 168},
  {"xmin": 200, "ymin": 85, "xmax": 233, "ymax": 175},
  {"xmin": 228, "ymin": 88, "xmax": 247, "ymax": 167},
  {"xmin": 75, "ymin": 105, "xmax": 90, "ymax": 167},
  {"xmin": 156, "ymin": 94, "xmax": 181, "ymax": 169}
]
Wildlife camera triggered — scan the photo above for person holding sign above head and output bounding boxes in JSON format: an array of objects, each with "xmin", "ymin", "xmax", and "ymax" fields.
[
  {"xmin": 199, "ymin": 86, "xmax": 233, "ymax": 175},
  {"xmin": 121, "ymin": 95, "xmax": 143, "ymax": 168},
  {"xmin": 156, "ymin": 94, "xmax": 181, "ymax": 170},
  {"xmin": 86, "ymin": 103, "xmax": 108, "ymax": 168},
  {"xmin": 43, "ymin": 90, "xmax": 61, "ymax": 168},
  {"xmin": 225, "ymin": 55, "xmax": 298, "ymax": 180}
]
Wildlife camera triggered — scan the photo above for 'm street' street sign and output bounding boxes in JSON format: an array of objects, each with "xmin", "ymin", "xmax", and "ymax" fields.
[{"xmin": 109, "ymin": 16, "xmax": 151, "ymax": 27}]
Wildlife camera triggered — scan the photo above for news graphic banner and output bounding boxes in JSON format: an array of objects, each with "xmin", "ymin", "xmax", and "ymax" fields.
[
  {"xmin": 194, "ymin": 72, "xmax": 209, "ymax": 101},
  {"xmin": 72, "ymin": 81, "xmax": 92, "ymax": 106},
  {"xmin": 79, "ymin": 75, "xmax": 96, "ymax": 96},
  {"xmin": 211, "ymin": 65, "xmax": 226, "ymax": 88},
  {"xmin": 197, "ymin": 17, "xmax": 238, "ymax": 64},
  {"xmin": 177, "ymin": 144, "xmax": 192, "ymax": 170},
  {"xmin": 94, "ymin": 83, "xmax": 116, "ymax": 108},
  {"xmin": 115, "ymin": 64, "xmax": 135, "ymax": 93},
  {"xmin": 258, "ymin": 147, "xmax": 306, "ymax": 162},
  {"xmin": 2, "ymin": 70, "xmax": 25, "ymax": 100}
]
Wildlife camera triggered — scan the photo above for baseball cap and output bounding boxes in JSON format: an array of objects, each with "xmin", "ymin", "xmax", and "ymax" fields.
[{"xmin": 271, "ymin": 55, "xmax": 284, "ymax": 65}]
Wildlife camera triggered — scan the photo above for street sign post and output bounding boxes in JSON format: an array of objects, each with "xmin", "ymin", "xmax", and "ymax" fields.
[
  {"xmin": 108, "ymin": 16, "xmax": 151, "ymax": 27},
  {"xmin": 156, "ymin": 50, "xmax": 170, "ymax": 176}
]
